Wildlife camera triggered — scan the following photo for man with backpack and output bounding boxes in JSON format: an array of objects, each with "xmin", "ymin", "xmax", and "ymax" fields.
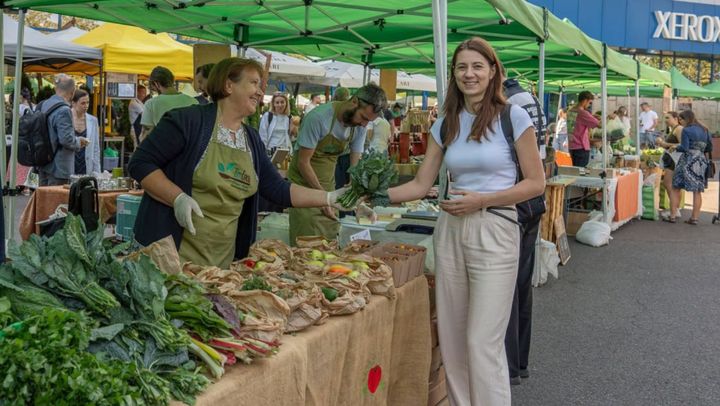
[
  {"xmin": 502, "ymin": 76, "xmax": 548, "ymax": 386},
  {"xmin": 38, "ymin": 74, "xmax": 89, "ymax": 186}
]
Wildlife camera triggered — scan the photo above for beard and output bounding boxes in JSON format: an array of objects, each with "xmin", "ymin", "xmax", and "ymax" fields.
[{"xmin": 342, "ymin": 106, "xmax": 360, "ymax": 126}]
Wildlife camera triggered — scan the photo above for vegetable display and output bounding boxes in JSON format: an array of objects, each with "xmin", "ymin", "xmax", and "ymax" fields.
[{"xmin": 336, "ymin": 150, "xmax": 398, "ymax": 208}]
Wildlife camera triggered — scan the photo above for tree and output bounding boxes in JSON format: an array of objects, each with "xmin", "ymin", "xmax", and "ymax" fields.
[{"xmin": 636, "ymin": 55, "xmax": 713, "ymax": 85}]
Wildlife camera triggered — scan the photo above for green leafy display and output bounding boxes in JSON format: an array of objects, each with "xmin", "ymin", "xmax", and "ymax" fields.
[
  {"xmin": 165, "ymin": 274, "xmax": 234, "ymax": 341},
  {"xmin": 337, "ymin": 150, "xmax": 398, "ymax": 208}
]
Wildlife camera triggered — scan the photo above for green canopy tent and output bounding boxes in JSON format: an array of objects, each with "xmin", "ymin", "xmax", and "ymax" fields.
[
  {"xmin": 4, "ymin": 0, "xmax": 673, "ymax": 225},
  {"xmin": 669, "ymin": 67, "xmax": 720, "ymax": 101}
]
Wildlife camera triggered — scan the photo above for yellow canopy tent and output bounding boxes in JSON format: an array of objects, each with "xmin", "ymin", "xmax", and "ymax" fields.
[{"xmin": 73, "ymin": 23, "xmax": 193, "ymax": 79}]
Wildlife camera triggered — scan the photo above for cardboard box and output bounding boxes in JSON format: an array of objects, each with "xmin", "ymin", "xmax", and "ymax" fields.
[{"xmin": 566, "ymin": 211, "xmax": 589, "ymax": 236}]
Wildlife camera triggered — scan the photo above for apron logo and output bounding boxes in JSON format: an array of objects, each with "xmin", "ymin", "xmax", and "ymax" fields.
[{"xmin": 217, "ymin": 162, "xmax": 252, "ymax": 186}]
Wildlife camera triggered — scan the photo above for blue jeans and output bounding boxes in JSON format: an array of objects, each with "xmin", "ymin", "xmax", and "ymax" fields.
[{"xmin": 641, "ymin": 131, "xmax": 657, "ymax": 148}]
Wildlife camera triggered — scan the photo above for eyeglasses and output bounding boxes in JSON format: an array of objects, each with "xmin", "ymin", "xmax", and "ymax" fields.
[{"xmin": 357, "ymin": 96, "xmax": 383, "ymax": 114}]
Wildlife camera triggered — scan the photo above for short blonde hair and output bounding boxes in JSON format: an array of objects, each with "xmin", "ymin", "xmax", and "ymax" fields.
[{"xmin": 206, "ymin": 57, "xmax": 265, "ymax": 102}]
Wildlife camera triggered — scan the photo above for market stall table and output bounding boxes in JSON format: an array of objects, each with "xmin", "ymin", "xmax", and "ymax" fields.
[
  {"xmin": 551, "ymin": 169, "xmax": 642, "ymax": 231},
  {"xmin": 175, "ymin": 276, "xmax": 431, "ymax": 406},
  {"xmin": 19, "ymin": 185, "xmax": 143, "ymax": 240}
]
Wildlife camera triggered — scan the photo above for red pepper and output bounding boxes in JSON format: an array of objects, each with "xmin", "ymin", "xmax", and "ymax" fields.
[{"xmin": 243, "ymin": 259, "xmax": 256, "ymax": 268}]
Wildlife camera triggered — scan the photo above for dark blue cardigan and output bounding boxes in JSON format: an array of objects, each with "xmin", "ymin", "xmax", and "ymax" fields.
[{"xmin": 128, "ymin": 103, "xmax": 292, "ymax": 260}]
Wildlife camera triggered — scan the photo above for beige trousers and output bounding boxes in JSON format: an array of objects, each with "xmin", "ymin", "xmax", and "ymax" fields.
[{"xmin": 433, "ymin": 209, "xmax": 520, "ymax": 406}]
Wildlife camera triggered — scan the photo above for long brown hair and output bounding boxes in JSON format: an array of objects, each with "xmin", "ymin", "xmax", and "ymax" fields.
[
  {"xmin": 270, "ymin": 93, "xmax": 290, "ymax": 115},
  {"xmin": 443, "ymin": 37, "xmax": 506, "ymax": 146},
  {"xmin": 679, "ymin": 110, "xmax": 708, "ymax": 132}
]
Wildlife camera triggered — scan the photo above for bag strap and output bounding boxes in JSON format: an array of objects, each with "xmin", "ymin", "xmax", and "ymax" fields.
[
  {"xmin": 268, "ymin": 111, "xmax": 274, "ymax": 125},
  {"xmin": 45, "ymin": 101, "xmax": 68, "ymax": 116},
  {"xmin": 499, "ymin": 104, "xmax": 522, "ymax": 183}
]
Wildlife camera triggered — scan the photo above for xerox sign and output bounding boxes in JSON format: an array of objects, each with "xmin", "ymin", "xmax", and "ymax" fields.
[
  {"xmin": 529, "ymin": 0, "xmax": 720, "ymax": 55},
  {"xmin": 653, "ymin": 11, "xmax": 720, "ymax": 42}
]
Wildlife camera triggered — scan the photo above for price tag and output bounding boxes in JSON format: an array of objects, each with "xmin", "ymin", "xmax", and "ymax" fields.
[{"xmin": 350, "ymin": 228, "xmax": 372, "ymax": 242}]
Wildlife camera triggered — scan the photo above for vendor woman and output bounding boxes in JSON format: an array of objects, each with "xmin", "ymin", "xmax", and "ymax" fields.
[
  {"xmin": 129, "ymin": 58, "xmax": 354, "ymax": 268},
  {"xmin": 287, "ymin": 84, "xmax": 387, "ymax": 244}
]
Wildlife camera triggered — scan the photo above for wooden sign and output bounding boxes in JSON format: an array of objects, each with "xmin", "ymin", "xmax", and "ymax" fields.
[{"xmin": 554, "ymin": 216, "xmax": 571, "ymax": 265}]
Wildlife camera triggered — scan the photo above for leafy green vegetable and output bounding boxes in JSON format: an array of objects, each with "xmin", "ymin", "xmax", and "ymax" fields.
[
  {"xmin": 242, "ymin": 275, "xmax": 272, "ymax": 292},
  {"xmin": 337, "ymin": 150, "xmax": 398, "ymax": 208},
  {"xmin": 0, "ymin": 308, "xmax": 152, "ymax": 404},
  {"xmin": 165, "ymin": 274, "xmax": 233, "ymax": 341}
]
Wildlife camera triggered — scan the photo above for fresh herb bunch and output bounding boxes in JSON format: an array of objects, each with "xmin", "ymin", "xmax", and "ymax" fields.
[
  {"xmin": 0, "ymin": 308, "xmax": 152, "ymax": 404},
  {"xmin": 337, "ymin": 150, "xmax": 398, "ymax": 208}
]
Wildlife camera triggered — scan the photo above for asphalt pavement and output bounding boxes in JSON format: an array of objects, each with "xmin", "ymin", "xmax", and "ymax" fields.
[{"xmin": 512, "ymin": 178, "xmax": 720, "ymax": 406}]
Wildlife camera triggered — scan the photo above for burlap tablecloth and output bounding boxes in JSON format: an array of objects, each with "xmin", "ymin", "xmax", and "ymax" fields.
[
  {"xmin": 19, "ymin": 186, "xmax": 143, "ymax": 240},
  {"xmin": 183, "ymin": 276, "xmax": 431, "ymax": 406}
]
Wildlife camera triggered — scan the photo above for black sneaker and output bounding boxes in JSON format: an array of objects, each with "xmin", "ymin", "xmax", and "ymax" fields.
[
  {"xmin": 519, "ymin": 369, "xmax": 530, "ymax": 379},
  {"xmin": 510, "ymin": 376, "xmax": 522, "ymax": 386}
]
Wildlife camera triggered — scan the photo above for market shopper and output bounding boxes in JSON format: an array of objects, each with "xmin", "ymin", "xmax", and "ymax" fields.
[
  {"xmin": 639, "ymin": 102, "xmax": 659, "ymax": 148},
  {"xmin": 287, "ymin": 84, "xmax": 387, "ymax": 244},
  {"xmin": 39, "ymin": 74, "xmax": 89, "ymax": 186},
  {"xmin": 658, "ymin": 112, "xmax": 683, "ymax": 222},
  {"xmin": 194, "ymin": 63, "xmax": 214, "ymax": 105},
  {"xmin": 259, "ymin": 93, "xmax": 294, "ymax": 154},
  {"xmin": 501, "ymin": 76, "xmax": 547, "ymax": 385},
  {"xmin": 304, "ymin": 94, "xmax": 322, "ymax": 115},
  {"xmin": 672, "ymin": 110, "xmax": 713, "ymax": 225},
  {"xmin": 615, "ymin": 105, "xmax": 632, "ymax": 141},
  {"xmin": 550, "ymin": 109, "xmax": 568, "ymax": 152},
  {"xmin": 366, "ymin": 116, "xmax": 391, "ymax": 153},
  {"xmin": 129, "ymin": 84, "xmax": 147, "ymax": 148},
  {"xmin": 567, "ymin": 91, "xmax": 599, "ymax": 167},
  {"xmin": 386, "ymin": 37, "xmax": 545, "ymax": 406},
  {"xmin": 140, "ymin": 66, "xmax": 198, "ymax": 142},
  {"xmin": 128, "ymin": 57, "xmax": 357, "ymax": 268},
  {"xmin": 71, "ymin": 90, "xmax": 101, "ymax": 175}
]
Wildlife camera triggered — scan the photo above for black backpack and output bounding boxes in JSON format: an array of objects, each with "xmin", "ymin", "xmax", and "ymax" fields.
[
  {"xmin": 440, "ymin": 104, "xmax": 546, "ymax": 224},
  {"xmin": 17, "ymin": 101, "xmax": 67, "ymax": 167},
  {"xmin": 40, "ymin": 177, "xmax": 100, "ymax": 237}
]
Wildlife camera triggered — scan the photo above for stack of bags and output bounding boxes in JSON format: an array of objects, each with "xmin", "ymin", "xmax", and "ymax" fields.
[{"xmin": 426, "ymin": 273, "xmax": 448, "ymax": 406}]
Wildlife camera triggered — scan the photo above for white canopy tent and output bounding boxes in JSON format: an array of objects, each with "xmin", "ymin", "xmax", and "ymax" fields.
[
  {"xmin": 244, "ymin": 47, "xmax": 326, "ymax": 83},
  {"xmin": 44, "ymin": 26, "xmax": 88, "ymax": 42},
  {"xmin": 2, "ymin": 15, "xmax": 101, "ymax": 68},
  {"xmin": 317, "ymin": 61, "xmax": 437, "ymax": 92}
]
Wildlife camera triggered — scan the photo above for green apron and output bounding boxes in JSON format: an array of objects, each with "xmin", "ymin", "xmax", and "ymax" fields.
[
  {"xmin": 287, "ymin": 102, "xmax": 355, "ymax": 245},
  {"xmin": 179, "ymin": 117, "xmax": 258, "ymax": 268}
]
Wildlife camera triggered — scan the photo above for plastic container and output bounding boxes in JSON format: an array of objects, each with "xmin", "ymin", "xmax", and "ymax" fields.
[
  {"xmin": 103, "ymin": 156, "xmax": 119, "ymax": 171},
  {"xmin": 115, "ymin": 194, "xmax": 142, "ymax": 241}
]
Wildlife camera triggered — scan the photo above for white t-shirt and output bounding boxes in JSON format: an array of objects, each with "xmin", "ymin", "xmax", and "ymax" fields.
[
  {"xmin": 639, "ymin": 110, "xmax": 658, "ymax": 132},
  {"xmin": 129, "ymin": 98, "xmax": 144, "ymax": 124},
  {"xmin": 296, "ymin": 102, "xmax": 366, "ymax": 154},
  {"xmin": 430, "ymin": 105, "xmax": 534, "ymax": 193},
  {"xmin": 367, "ymin": 117, "xmax": 391, "ymax": 153}
]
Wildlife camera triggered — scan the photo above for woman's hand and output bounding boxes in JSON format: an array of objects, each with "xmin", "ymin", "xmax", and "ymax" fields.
[
  {"xmin": 173, "ymin": 193, "xmax": 204, "ymax": 235},
  {"xmin": 439, "ymin": 190, "xmax": 489, "ymax": 216}
]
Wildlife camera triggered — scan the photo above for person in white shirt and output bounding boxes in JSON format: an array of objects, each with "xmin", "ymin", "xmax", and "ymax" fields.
[
  {"xmin": 259, "ymin": 93, "xmax": 294, "ymax": 154},
  {"xmin": 304, "ymin": 94, "xmax": 322, "ymax": 115},
  {"xmin": 639, "ymin": 102, "xmax": 659, "ymax": 149},
  {"xmin": 386, "ymin": 37, "xmax": 545, "ymax": 405},
  {"xmin": 129, "ymin": 84, "xmax": 146, "ymax": 149},
  {"xmin": 365, "ymin": 116, "xmax": 391, "ymax": 153}
]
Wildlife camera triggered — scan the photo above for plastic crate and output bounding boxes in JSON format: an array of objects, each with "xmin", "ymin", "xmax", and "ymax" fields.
[{"xmin": 116, "ymin": 194, "xmax": 142, "ymax": 241}]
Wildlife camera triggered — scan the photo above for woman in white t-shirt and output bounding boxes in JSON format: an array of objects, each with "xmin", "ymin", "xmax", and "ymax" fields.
[
  {"xmin": 387, "ymin": 37, "xmax": 545, "ymax": 406},
  {"xmin": 259, "ymin": 93, "xmax": 294, "ymax": 155}
]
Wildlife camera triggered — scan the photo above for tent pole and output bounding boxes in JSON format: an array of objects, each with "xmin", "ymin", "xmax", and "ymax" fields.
[
  {"xmin": 601, "ymin": 46, "xmax": 608, "ymax": 224},
  {"xmin": 538, "ymin": 39, "xmax": 545, "ymax": 155},
  {"xmin": 432, "ymin": 0, "xmax": 448, "ymax": 199},
  {"xmin": 8, "ymin": 9, "xmax": 27, "ymax": 244},
  {"xmin": 554, "ymin": 88, "xmax": 563, "ymax": 146},
  {"xmin": 634, "ymin": 80, "xmax": 640, "ymax": 152},
  {"xmin": 0, "ymin": 12, "xmax": 7, "ymax": 243},
  {"xmin": 537, "ymin": 40, "xmax": 545, "ymax": 109}
]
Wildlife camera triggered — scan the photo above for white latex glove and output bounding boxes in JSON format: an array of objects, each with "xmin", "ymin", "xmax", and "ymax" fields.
[
  {"xmin": 355, "ymin": 203, "xmax": 377, "ymax": 224},
  {"xmin": 173, "ymin": 193, "xmax": 204, "ymax": 235},
  {"xmin": 326, "ymin": 186, "xmax": 361, "ymax": 211}
]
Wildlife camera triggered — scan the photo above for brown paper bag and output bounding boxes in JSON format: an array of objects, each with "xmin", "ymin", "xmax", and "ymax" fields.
[{"xmin": 126, "ymin": 235, "xmax": 182, "ymax": 274}]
